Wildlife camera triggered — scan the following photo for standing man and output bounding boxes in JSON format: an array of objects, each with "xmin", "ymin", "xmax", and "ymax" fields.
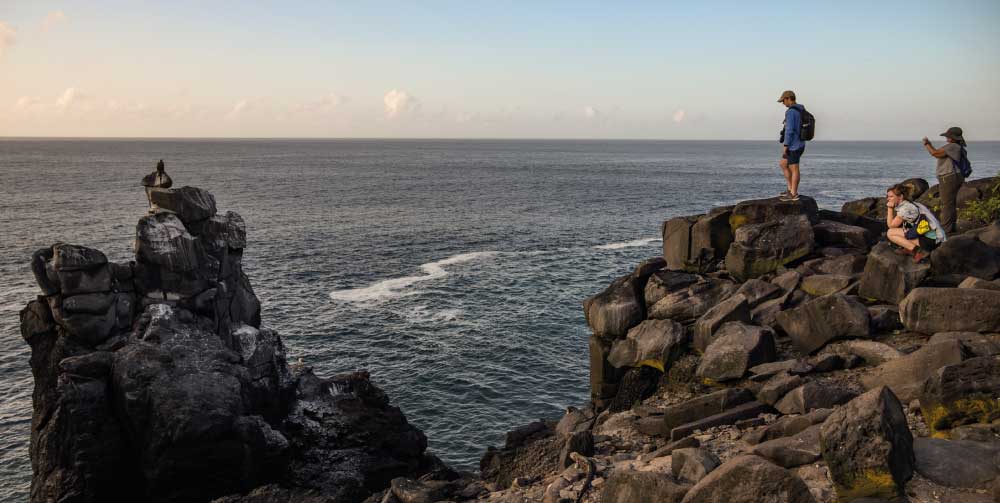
[
  {"xmin": 778, "ymin": 90, "xmax": 806, "ymax": 201},
  {"xmin": 141, "ymin": 159, "xmax": 173, "ymax": 213},
  {"xmin": 922, "ymin": 127, "xmax": 966, "ymax": 233}
]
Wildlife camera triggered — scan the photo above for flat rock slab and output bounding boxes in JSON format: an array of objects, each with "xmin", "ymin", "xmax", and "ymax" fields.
[
  {"xmin": 776, "ymin": 293, "xmax": 870, "ymax": 354},
  {"xmin": 639, "ymin": 388, "xmax": 753, "ymax": 437},
  {"xmin": 671, "ymin": 400, "xmax": 772, "ymax": 441},
  {"xmin": 679, "ymin": 454, "xmax": 816, "ymax": 503},
  {"xmin": 860, "ymin": 339, "xmax": 966, "ymax": 403},
  {"xmin": 900, "ymin": 288, "xmax": 1000, "ymax": 334},
  {"xmin": 752, "ymin": 424, "xmax": 822, "ymax": 468},
  {"xmin": 775, "ymin": 382, "xmax": 857, "ymax": 415},
  {"xmin": 913, "ymin": 437, "xmax": 1000, "ymax": 489}
]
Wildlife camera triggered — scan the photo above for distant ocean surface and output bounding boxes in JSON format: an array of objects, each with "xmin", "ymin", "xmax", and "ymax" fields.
[{"xmin": 1, "ymin": 139, "xmax": 998, "ymax": 501}]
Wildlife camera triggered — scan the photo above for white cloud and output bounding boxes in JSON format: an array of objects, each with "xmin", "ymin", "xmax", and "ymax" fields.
[
  {"xmin": 56, "ymin": 88, "xmax": 84, "ymax": 108},
  {"xmin": 672, "ymin": 109, "xmax": 687, "ymax": 123},
  {"xmin": 583, "ymin": 105, "xmax": 600, "ymax": 119},
  {"xmin": 226, "ymin": 99, "xmax": 250, "ymax": 118},
  {"xmin": 0, "ymin": 22, "xmax": 15, "ymax": 58},
  {"xmin": 383, "ymin": 89, "xmax": 418, "ymax": 118},
  {"xmin": 14, "ymin": 96, "xmax": 40, "ymax": 110},
  {"xmin": 42, "ymin": 10, "xmax": 66, "ymax": 32}
]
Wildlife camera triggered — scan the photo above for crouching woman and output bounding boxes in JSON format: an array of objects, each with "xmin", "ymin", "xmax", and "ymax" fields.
[{"xmin": 886, "ymin": 183, "xmax": 946, "ymax": 263}]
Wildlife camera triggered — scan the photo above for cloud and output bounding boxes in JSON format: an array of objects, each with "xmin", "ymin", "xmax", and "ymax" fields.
[
  {"xmin": 672, "ymin": 109, "xmax": 687, "ymax": 123},
  {"xmin": 14, "ymin": 96, "xmax": 40, "ymax": 110},
  {"xmin": 42, "ymin": 10, "xmax": 66, "ymax": 32},
  {"xmin": 0, "ymin": 22, "xmax": 15, "ymax": 58},
  {"xmin": 383, "ymin": 89, "xmax": 418, "ymax": 118},
  {"xmin": 583, "ymin": 105, "xmax": 600, "ymax": 119},
  {"xmin": 226, "ymin": 99, "xmax": 250, "ymax": 118},
  {"xmin": 56, "ymin": 87, "xmax": 84, "ymax": 108}
]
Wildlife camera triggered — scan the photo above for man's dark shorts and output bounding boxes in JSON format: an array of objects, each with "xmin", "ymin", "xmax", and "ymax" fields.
[
  {"xmin": 904, "ymin": 227, "xmax": 939, "ymax": 251},
  {"xmin": 783, "ymin": 146, "xmax": 805, "ymax": 164}
]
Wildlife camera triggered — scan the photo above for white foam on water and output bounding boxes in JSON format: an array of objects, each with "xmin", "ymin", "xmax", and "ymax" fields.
[
  {"xmin": 329, "ymin": 251, "xmax": 498, "ymax": 303},
  {"xmin": 593, "ymin": 237, "xmax": 661, "ymax": 250}
]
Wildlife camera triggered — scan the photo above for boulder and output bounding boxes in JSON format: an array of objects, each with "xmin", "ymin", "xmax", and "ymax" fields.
[
  {"xmin": 725, "ymin": 215, "xmax": 815, "ymax": 281},
  {"xmin": 860, "ymin": 339, "xmax": 967, "ymax": 403},
  {"xmin": 950, "ymin": 423, "xmax": 1000, "ymax": 442},
  {"xmin": 775, "ymin": 382, "xmax": 857, "ymax": 415},
  {"xmin": 148, "ymin": 186, "xmax": 218, "ymax": 223},
  {"xmin": 680, "ymin": 455, "xmax": 816, "ymax": 503},
  {"xmin": 692, "ymin": 294, "xmax": 750, "ymax": 352},
  {"xmin": 644, "ymin": 270, "xmax": 700, "ymax": 308},
  {"xmin": 589, "ymin": 335, "xmax": 624, "ymax": 403},
  {"xmin": 757, "ymin": 373, "xmax": 803, "ymax": 405},
  {"xmin": 750, "ymin": 290, "xmax": 794, "ymax": 328},
  {"xmin": 858, "ymin": 242, "xmax": 931, "ymax": 304},
  {"xmin": 135, "ymin": 213, "xmax": 200, "ymax": 272},
  {"xmin": 803, "ymin": 254, "xmax": 868, "ymax": 277},
  {"xmin": 689, "ymin": 207, "xmax": 734, "ymax": 271},
  {"xmin": 799, "ymin": 274, "xmax": 854, "ymax": 296},
  {"xmin": 969, "ymin": 220, "xmax": 1000, "ymax": 248},
  {"xmin": 958, "ymin": 276, "xmax": 1000, "ymax": 291},
  {"xmin": 662, "ymin": 215, "xmax": 701, "ymax": 271},
  {"xmin": 640, "ymin": 388, "xmax": 754, "ymax": 437},
  {"xmin": 808, "ymin": 353, "xmax": 845, "ymax": 373},
  {"xmin": 913, "ymin": 438, "xmax": 1000, "ymax": 489},
  {"xmin": 734, "ymin": 278, "xmax": 783, "ymax": 307},
  {"xmin": 776, "ymin": 294, "xmax": 870, "ymax": 354},
  {"xmin": 749, "ymin": 359, "xmax": 813, "ymax": 381},
  {"xmin": 584, "ymin": 273, "xmax": 645, "ymax": 339},
  {"xmin": 744, "ymin": 409, "xmax": 833, "ymax": 445},
  {"xmin": 188, "ymin": 211, "xmax": 247, "ymax": 251},
  {"xmin": 825, "ymin": 340, "xmax": 903, "ymax": 366},
  {"xmin": 902, "ymin": 178, "xmax": 931, "ymax": 200},
  {"xmin": 920, "ymin": 355, "xmax": 1000, "ymax": 437},
  {"xmin": 771, "ymin": 270, "xmax": 802, "ymax": 292},
  {"xmin": 648, "ymin": 278, "xmax": 737, "ymax": 323},
  {"xmin": 841, "ymin": 197, "xmax": 881, "ymax": 219},
  {"xmin": 672, "ymin": 447, "xmax": 720, "ymax": 484},
  {"xmin": 927, "ymin": 331, "xmax": 1000, "ymax": 357},
  {"xmin": 696, "ymin": 322, "xmax": 776, "ymax": 382},
  {"xmin": 753, "ymin": 424, "xmax": 822, "ymax": 468},
  {"xmin": 601, "ymin": 471, "xmax": 690, "ymax": 503},
  {"xmin": 729, "ymin": 196, "xmax": 819, "ymax": 231},
  {"xmin": 812, "ymin": 220, "xmax": 874, "ymax": 250},
  {"xmin": 930, "ymin": 235, "xmax": 1000, "ymax": 280},
  {"xmin": 820, "ymin": 387, "xmax": 914, "ymax": 502},
  {"xmin": 608, "ymin": 319, "xmax": 686, "ymax": 371},
  {"xmin": 52, "ymin": 244, "xmax": 108, "ymax": 271},
  {"xmin": 899, "ymin": 287, "xmax": 1000, "ymax": 333}
]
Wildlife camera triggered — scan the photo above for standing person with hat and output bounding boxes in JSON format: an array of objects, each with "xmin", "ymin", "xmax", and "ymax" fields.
[
  {"xmin": 777, "ymin": 90, "xmax": 806, "ymax": 201},
  {"xmin": 922, "ymin": 127, "xmax": 966, "ymax": 233}
]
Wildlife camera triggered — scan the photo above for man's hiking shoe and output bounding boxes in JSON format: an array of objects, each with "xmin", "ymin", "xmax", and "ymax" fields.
[
  {"xmin": 894, "ymin": 247, "xmax": 914, "ymax": 256},
  {"xmin": 779, "ymin": 190, "xmax": 791, "ymax": 197},
  {"xmin": 780, "ymin": 193, "xmax": 801, "ymax": 202},
  {"xmin": 913, "ymin": 249, "xmax": 929, "ymax": 263}
]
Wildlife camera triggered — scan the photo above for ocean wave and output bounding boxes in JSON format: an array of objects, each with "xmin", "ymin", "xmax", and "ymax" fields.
[
  {"xmin": 329, "ymin": 251, "xmax": 498, "ymax": 303},
  {"xmin": 593, "ymin": 237, "xmax": 661, "ymax": 250}
]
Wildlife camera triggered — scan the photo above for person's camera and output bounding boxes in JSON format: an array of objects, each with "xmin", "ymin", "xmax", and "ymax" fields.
[{"xmin": 779, "ymin": 128, "xmax": 785, "ymax": 144}]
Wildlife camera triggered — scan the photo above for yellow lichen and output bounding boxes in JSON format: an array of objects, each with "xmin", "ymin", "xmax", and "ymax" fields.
[
  {"xmin": 729, "ymin": 214, "xmax": 748, "ymax": 232},
  {"xmin": 637, "ymin": 359, "xmax": 664, "ymax": 372},
  {"xmin": 922, "ymin": 396, "xmax": 1000, "ymax": 437},
  {"xmin": 834, "ymin": 469, "xmax": 899, "ymax": 503}
]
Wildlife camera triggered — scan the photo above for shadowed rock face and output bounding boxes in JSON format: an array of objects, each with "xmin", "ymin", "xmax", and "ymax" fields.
[{"xmin": 20, "ymin": 186, "xmax": 432, "ymax": 503}]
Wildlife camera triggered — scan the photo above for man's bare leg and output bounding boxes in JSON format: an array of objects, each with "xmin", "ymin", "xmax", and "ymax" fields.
[
  {"xmin": 789, "ymin": 163, "xmax": 800, "ymax": 196},
  {"xmin": 779, "ymin": 158, "xmax": 792, "ymax": 193},
  {"xmin": 887, "ymin": 228, "xmax": 918, "ymax": 251}
]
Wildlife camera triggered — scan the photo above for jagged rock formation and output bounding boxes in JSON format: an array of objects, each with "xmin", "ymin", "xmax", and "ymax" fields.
[
  {"xmin": 418, "ymin": 176, "xmax": 1000, "ymax": 503},
  {"xmin": 20, "ymin": 186, "xmax": 433, "ymax": 503}
]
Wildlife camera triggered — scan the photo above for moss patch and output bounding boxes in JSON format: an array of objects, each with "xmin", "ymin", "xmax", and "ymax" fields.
[
  {"xmin": 834, "ymin": 468, "xmax": 899, "ymax": 503},
  {"xmin": 637, "ymin": 359, "xmax": 664, "ymax": 372},
  {"xmin": 922, "ymin": 395, "xmax": 1000, "ymax": 436}
]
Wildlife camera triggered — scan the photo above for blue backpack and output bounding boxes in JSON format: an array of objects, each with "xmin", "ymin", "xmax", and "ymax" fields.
[{"xmin": 952, "ymin": 147, "xmax": 973, "ymax": 178}]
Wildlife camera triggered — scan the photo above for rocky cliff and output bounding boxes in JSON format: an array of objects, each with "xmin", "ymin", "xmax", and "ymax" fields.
[
  {"xmin": 19, "ymin": 186, "xmax": 441, "ymax": 503},
  {"xmin": 369, "ymin": 177, "xmax": 1000, "ymax": 503}
]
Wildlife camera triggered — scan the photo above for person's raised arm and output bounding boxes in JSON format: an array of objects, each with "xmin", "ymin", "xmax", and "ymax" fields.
[{"xmin": 922, "ymin": 137, "xmax": 949, "ymax": 158}]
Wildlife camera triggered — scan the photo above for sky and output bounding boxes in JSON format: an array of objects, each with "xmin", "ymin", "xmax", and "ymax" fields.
[{"xmin": 1, "ymin": 1, "xmax": 999, "ymax": 139}]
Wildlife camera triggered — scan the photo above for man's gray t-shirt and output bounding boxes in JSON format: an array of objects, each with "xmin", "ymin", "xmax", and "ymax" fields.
[{"xmin": 936, "ymin": 142, "xmax": 962, "ymax": 177}]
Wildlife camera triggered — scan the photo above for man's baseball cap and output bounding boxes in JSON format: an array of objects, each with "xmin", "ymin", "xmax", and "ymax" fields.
[
  {"xmin": 940, "ymin": 126, "xmax": 964, "ymax": 141},
  {"xmin": 777, "ymin": 90, "xmax": 796, "ymax": 102}
]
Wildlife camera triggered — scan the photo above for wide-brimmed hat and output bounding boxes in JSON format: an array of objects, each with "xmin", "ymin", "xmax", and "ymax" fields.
[
  {"xmin": 940, "ymin": 126, "xmax": 965, "ymax": 144},
  {"xmin": 777, "ymin": 90, "xmax": 796, "ymax": 102}
]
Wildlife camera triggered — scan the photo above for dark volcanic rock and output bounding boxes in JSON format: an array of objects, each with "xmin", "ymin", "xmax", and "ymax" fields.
[
  {"xmin": 729, "ymin": 196, "xmax": 819, "ymax": 231},
  {"xmin": 860, "ymin": 339, "xmax": 967, "ymax": 403},
  {"xmin": 776, "ymin": 294, "xmax": 870, "ymax": 354},
  {"xmin": 149, "ymin": 186, "xmax": 218, "ymax": 223},
  {"xmin": 858, "ymin": 242, "xmax": 931, "ymax": 304},
  {"xmin": 662, "ymin": 215, "xmax": 701, "ymax": 271},
  {"xmin": 899, "ymin": 287, "xmax": 1000, "ymax": 333},
  {"xmin": 734, "ymin": 278, "xmax": 783, "ymax": 307},
  {"xmin": 919, "ymin": 355, "xmax": 1000, "ymax": 437},
  {"xmin": 812, "ymin": 220, "xmax": 874, "ymax": 250},
  {"xmin": 913, "ymin": 438, "xmax": 1000, "ymax": 489},
  {"xmin": 608, "ymin": 319, "xmax": 685, "ymax": 370},
  {"xmin": 725, "ymin": 215, "xmax": 815, "ymax": 281},
  {"xmin": 602, "ymin": 470, "xmax": 690, "ymax": 503},
  {"xmin": 752, "ymin": 424, "xmax": 822, "ymax": 468},
  {"xmin": 672, "ymin": 447, "xmax": 720, "ymax": 484},
  {"xmin": 820, "ymin": 387, "xmax": 914, "ymax": 502},
  {"xmin": 692, "ymin": 294, "xmax": 750, "ymax": 353},
  {"xmin": 680, "ymin": 454, "xmax": 816, "ymax": 503},
  {"xmin": 696, "ymin": 322, "xmax": 776, "ymax": 382},
  {"xmin": 644, "ymin": 270, "xmax": 700, "ymax": 308},
  {"xmin": 648, "ymin": 278, "xmax": 737, "ymax": 322},
  {"xmin": 584, "ymin": 273, "xmax": 645, "ymax": 339},
  {"xmin": 638, "ymin": 388, "xmax": 753, "ymax": 437},
  {"xmin": 774, "ymin": 382, "xmax": 857, "ymax": 415},
  {"xmin": 930, "ymin": 234, "xmax": 1000, "ymax": 280}
]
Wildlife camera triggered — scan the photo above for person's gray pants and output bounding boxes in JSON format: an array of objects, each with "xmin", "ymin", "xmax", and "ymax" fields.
[{"xmin": 937, "ymin": 172, "xmax": 964, "ymax": 234}]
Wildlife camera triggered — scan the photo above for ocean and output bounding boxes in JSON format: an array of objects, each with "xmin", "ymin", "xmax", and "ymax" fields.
[{"xmin": 1, "ymin": 139, "xmax": 998, "ymax": 501}]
